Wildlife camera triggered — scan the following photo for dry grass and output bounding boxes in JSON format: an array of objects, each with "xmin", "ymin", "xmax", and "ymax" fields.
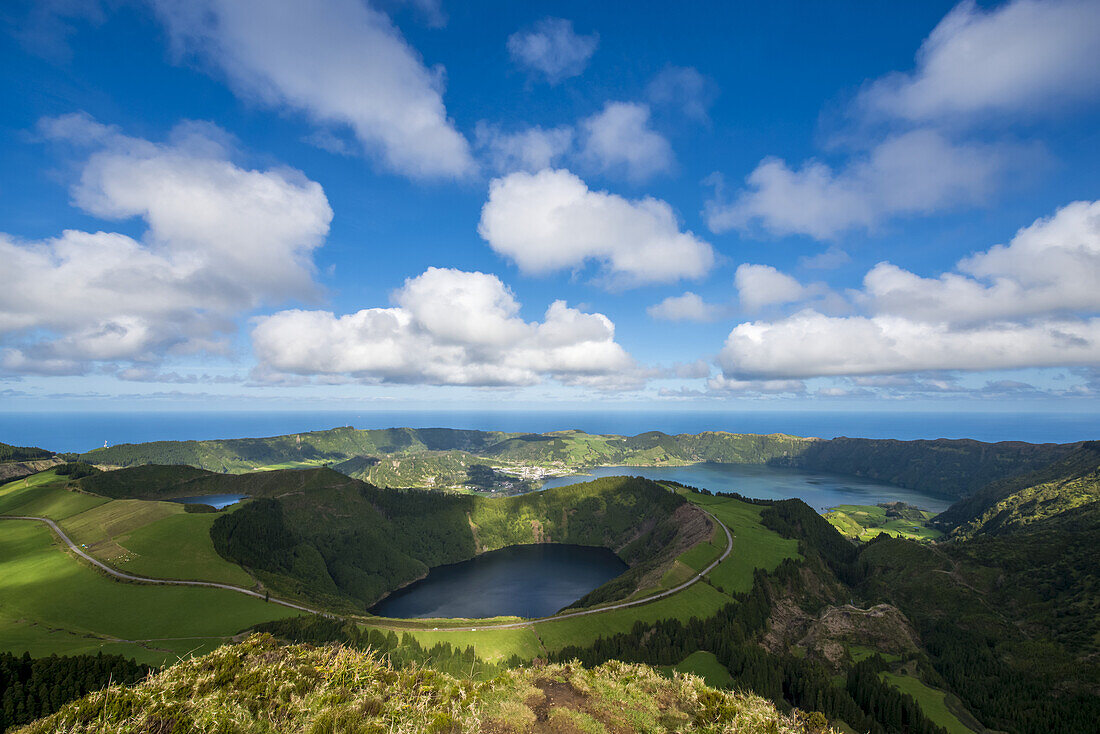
[{"xmin": 18, "ymin": 635, "xmax": 828, "ymax": 734}]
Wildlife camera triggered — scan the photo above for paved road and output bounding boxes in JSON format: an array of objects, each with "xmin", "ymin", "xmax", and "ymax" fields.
[
  {"xmin": 0, "ymin": 515, "xmax": 323, "ymax": 616},
  {"xmin": 1, "ymin": 505, "xmax": 733, "ymax": 632}
]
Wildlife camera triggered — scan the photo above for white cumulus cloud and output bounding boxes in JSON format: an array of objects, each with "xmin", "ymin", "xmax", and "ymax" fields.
[
  {"xmin": 859, "ymin": 0, "xmax": 1100, "ymax": 122},
  {"xmin": 707, "ymin": 129, "xmax": 1018, "ymax": 239},
  {"xmin": 863, "ymin": 200, "xmax": 1100, "ymax": 323},
  {"xmin": 704, "ymin": 0, "xmax": 1098, "ymax": 241},
  {"xmin": 0, "ymin": 114, "xmax": 331, "ymax": 373},
  {"xmin": 478, "ymin": 169, "xmax": 714, "ymax": 288},
  {"xmin": 150, "ymin": 0, "xmax": 474, "ymax": 179},
  {"xmin": 580, "ymin": 102, "xmax": 674, "ymax": 182},
  {"xmin": 251, "ymin": 267, "xmax": 635, "ymax": 387},
  {"xmin": 734, "ymin": 264, "xmax": 812, "ymax": 311},
  {"xmin": 647, "ymin": 292, "xmax": 723, "ymax": 323},
  {"xmin": 507, "ymin": 18, "xmax": 598, "ymax": 84},
  {"xmin": 717, "ymin": 200, "xmax": 1100, "ymax": 379},
  {"xmin": 719, "ymin": 312, "xmax": 1100, "ymax": 379}
]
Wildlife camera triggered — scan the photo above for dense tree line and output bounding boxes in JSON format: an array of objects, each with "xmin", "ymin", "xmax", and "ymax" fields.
[
  {"xmin": 52, "ymin": 462, "xmax": 99, "ymax": 479},
  {"xmin": 0, "ymin": 443, "xmax": 52, "ymax": 464},
  {"xmin": 0, "ymin": 651, "xmax": 148, "ymax": 731},
  {"xmin": 846, "ymin": 657, "xmax": 946, "ymax": 734}
]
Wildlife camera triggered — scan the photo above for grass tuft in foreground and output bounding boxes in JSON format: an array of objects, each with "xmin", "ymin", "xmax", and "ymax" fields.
[{"xmin": 17, "ymin": 634, "xmax": 826, "ymax": 734}]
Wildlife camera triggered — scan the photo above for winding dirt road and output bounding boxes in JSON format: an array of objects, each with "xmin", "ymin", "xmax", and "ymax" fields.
[{"xmin": 1, "ymin": 505, "xmax": 733, "ymax": 631}]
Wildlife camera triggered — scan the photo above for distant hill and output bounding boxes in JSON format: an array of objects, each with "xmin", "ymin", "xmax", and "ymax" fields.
[
  {"xmin": 0, "ymin": 442, "xmax": 53, "ymax": 463},
  {"xmin": 78, "ymin": 426, "xmax": 1082, "ymax": 500},
  {"xmin": 935, "ymin": 440, "xmax": 1100, "ymax": 535},
  {"xmin": 779, "ymin": 436, "xmax": 1079, "ymax": 500},
  {"xmin": 0, "ymin": 441, "xmax": 60, "ymax": 484}
]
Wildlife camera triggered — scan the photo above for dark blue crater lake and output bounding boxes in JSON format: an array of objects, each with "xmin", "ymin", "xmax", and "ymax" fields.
[
  {"xmin": 371, "ymin": 544, "xmax": 628, "ymax": 619},
  {"xmin": 169, "ymin": 493, "xmax": 248, "ymax": 510},
  {"xmin": 539, "ymin": 464, "xmax": 952, "ymax": 513}
]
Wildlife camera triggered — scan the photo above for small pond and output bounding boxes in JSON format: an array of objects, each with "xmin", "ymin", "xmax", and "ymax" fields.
[
  {"xmin": 371, "ymin": 543, "xmax": 628, "ymax": 619},
  {"xmin": 169, "ymin": 493, "xmax": 248, "ymax": 510}
]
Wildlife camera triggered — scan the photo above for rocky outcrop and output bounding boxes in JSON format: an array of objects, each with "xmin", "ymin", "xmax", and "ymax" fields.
[{"xmin": 765, "ymin": 601, "xmax": 920, "ymax": 670}]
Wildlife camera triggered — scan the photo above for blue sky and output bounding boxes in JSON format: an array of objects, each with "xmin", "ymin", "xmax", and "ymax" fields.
[{"xmin": 1, "ymin": 0, "xmax": 1099, "ymax": 411}]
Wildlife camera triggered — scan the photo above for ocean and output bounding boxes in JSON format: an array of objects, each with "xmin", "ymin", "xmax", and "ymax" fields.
[{"xmin": 0, "ymin": 409, "xmax": 1096, "ymax": 454}]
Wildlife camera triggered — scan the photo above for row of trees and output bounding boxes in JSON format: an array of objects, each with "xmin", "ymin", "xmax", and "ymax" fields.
[
  {"xmin": 253, "ymin": 617, "xmax": 506, "ymax": 680},
  {"xmin": 0, "ymin": 651, "xmax": 148, "ymax": 731}
]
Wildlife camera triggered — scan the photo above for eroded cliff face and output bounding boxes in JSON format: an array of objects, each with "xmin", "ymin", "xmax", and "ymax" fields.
[
  {"xmin": 0, "ymin": 458, "xmax": 62, "ymax": 484},
  {"xmin": 764, "ymin": 600, "xmax": 920, "ymax": 671}
]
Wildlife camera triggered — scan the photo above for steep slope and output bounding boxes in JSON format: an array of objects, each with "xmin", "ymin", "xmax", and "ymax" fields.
[
  {"xmin": 16, "ymin": 635, "xmax": 815, "ymax": 734},
  {"xmin": 935, "ymin": 440, "xmax": 1100, "ymax": 534},
  {"xmin": 779, "ymin": 436, "xmax": 1078, "ymax": 500}
]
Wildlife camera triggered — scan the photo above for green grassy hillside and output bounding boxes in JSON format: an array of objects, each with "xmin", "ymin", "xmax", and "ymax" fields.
[
  {"xmin": 16, "ymin": 634, "xmax": 817, "ymax": 734},
  {"xmin": 0, "ymin": 468, "xmax": 255, "ymax": 587},
  {"xmin": 80, "ymin": 426, "xmax": 513, "ymax": 474},
  {"xmin": 781, "ymin": 436, "xmax": 1077, "ymax": 500},
  {"xmin": 0, "ymin": 521, "xmax": 297, "ymax": 667},
  {"xmin": 936, "ymin": 441, "xmax": 1100, "ymax": 535}
]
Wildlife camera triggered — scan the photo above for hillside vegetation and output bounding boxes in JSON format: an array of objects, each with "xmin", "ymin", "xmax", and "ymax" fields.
[
  {"xmin": 0, "ymin": 651, "xmax": 149, "ymax": 732},
  {"xmin": 0, "ymin": 442, "xmax": 61, "ymax": 485},
  {"xmin": 779, "ymin": 436, "xmax": 1078, "ymax": 499},
  {"xmin": 77, "ymin": 426, "xmax": 1079, "ymax": 500},
  {"xmin": 71, "ymin": 463, "xmax": 713, "ymax": 613},
  {"xmin": 16, "ymin": 635, "xmax": 819, "ymax": 734},
  {"xmin": 205, "ymin": 470, "xmax": 705, "ymax": 611},
  {"xmin": 935, "ymin": 440, "xmax": 1100, "ymax": 535},
  {"xmin": 0, "ymin": 443, "xmax": 53, "ymax": 464}
]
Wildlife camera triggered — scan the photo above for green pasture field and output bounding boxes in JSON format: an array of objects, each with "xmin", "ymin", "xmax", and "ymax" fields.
[
  {"xmin": 671, "ymin": 650, "xmax": 733, "ymax": 688},
  {"xmin": 880, "ymin": 672, "xmax": 978, "ymax": 734},
  {"xmin": 3, "ymin": 469, "xmax": 254, "ymax": 587},
  {"xmin": 0, "ymin": 520, "xmax": 296, "ymax": 666},
  {"xmin": 847, "ymin": 644, "xmax": 901, "ymax": 664},
  {"xmin": 533, "ymin": 581, "xmax": 732, "ymax": 653},
  {"xmin": 825, "ymin": 505, "xmax": 943, "ymax": 542},
  {"xmin": 681, "ymin": 492, "xmax": 801, "ymax": 593},
  {"xmin": 364, "ymin": 578, "xmax": 734, "ymax": 662},
  {"xmin": 0, "ymin": 470, "xmax": 108, "ymax": 519},
  {"xmin": 58, "ymin": 498, "xmax": 179, "ymax": 556},
  {"xmin": 113, "ymin": 511, "xmax": 256, "ymax": 587}
]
